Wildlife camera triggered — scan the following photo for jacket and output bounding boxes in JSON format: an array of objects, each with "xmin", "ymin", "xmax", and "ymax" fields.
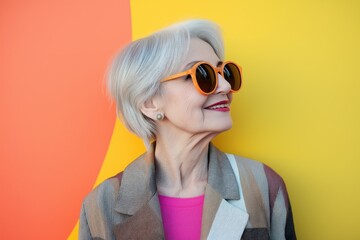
[{"xmin": 79, "ymin": 143, "xmax": 296, "ymax": 239}]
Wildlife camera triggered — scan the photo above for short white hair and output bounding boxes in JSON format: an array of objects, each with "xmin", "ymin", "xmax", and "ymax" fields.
[{"xmin": 107, "ymin": 19, "xmax": 224, "ymax": 149}]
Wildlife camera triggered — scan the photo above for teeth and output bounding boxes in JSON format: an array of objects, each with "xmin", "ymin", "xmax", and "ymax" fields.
[{"xmin": 208, "ymin": 104, "xmax": 229, "ymax": 109}]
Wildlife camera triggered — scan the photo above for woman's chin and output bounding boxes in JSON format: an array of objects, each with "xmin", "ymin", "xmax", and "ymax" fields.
[{"xmin": 209, "ymin": 121, "xmax": 233, "ymax": 134}]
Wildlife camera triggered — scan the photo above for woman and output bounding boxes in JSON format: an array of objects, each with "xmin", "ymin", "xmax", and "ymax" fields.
[{"xmin": 79, "ymin": 19, "xmax": 296, "ymax": 240}]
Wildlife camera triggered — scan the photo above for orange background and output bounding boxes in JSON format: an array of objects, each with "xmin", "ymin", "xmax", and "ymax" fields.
[{"xmin": 0, "ymin": 0, "xmax": 131, "ymax": 238}]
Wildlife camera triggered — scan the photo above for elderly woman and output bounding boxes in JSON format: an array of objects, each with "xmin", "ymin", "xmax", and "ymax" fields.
[{"xmin": 79, "ymin": 20, "xmax": 296, "ymax": 240}]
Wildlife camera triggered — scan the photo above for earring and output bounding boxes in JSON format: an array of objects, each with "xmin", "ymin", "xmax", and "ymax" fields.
[{"xmin": 156, "ymin": 112, "xmax": 164, "ymax": 121}]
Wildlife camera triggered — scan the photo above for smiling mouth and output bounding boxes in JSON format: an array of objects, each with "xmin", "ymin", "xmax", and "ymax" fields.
[
  {"xmin": 206, "ymin": 103, "xmax": 229, "ymax": 110},
  {"xmin": 204, "ymin": 101, "xmax": 230, "ymax": 111}
]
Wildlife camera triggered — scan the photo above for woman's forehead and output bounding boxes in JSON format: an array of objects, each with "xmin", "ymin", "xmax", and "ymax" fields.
[{"xmin": 182, "ymin": 38, "xmax": 220, "ymax": 68}]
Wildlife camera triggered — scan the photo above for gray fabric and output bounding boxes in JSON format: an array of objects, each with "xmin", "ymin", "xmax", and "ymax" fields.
[
  {"xmin": 226, "ymin": 153, "xmax": 247, "ymax": 212},
  {"xmin": 79, "ymin": 143, "xmax": 296, "ymax": 240},
  {"xmin": 207, "ymin": 199, "xmax": 249, "ymax": 240}
]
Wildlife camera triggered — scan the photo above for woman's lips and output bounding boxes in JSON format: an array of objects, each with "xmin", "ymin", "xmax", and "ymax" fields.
[{"xmin": 205, "ymin": 100, "xmax": 230, "ymax": 112}]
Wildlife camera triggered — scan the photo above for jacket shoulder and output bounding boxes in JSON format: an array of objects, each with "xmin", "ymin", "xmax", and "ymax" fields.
[
  {"xmin": 82, "ymin": 153, "xmax": 146, "ymax": 218},
  {"xmin": 233, "ymin": 154, "xmax": 291, "ymax": 208},
  {"xmin": 233, "ymin": 155, "xmax": 285, "ymax": 185},
  {"xmin": 80, "ymin": 172, "xmax": 124, "ymax": 239},
  {"xmin": 83, "ymin": 172, "xmax": 123, "ymax": 206},
  {"xmin": 230, "ymin": 155, "xmax": 296, "ymax": 239}
]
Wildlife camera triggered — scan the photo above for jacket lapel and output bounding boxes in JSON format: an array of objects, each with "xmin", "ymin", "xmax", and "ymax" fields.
[
  {"xmin": 112, "ymin": 143, "xmax": 249, "ymax": 240},
  {"xmin": 201, "ymin": 145, "xmax": 249, "ymax": 240},
  {"xmin": 113, "ymin": 146, "xmax": 164, "ymax": 240},
  {"xmin": 113, "ymin": 193, "xmax": 163, "ymax": 240}
]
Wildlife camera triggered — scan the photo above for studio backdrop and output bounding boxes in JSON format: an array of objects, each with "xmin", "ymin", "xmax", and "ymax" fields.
[{"xmin": 1, "ymin": 1, "xmax": 359, "ymax": 239}]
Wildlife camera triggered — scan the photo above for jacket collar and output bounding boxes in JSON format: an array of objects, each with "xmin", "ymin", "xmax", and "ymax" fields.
[
  {"xmin": 113, "ymin": 143, "xmax": 246, "ymax": 239},
  {"xmin": 114, "ymin": 143, "xmax": 240, "ymax": 215},
  {"xmin": 114, "ymin": 144, "xmax": 157, "ymax": 215}
]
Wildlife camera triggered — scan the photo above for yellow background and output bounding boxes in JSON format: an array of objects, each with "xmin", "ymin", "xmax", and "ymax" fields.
[{"xmin": 69, "ymin": 0, "xmax": 360, "ymax": 239}]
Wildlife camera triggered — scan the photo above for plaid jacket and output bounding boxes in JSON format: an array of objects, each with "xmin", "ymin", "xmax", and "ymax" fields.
[{"xmin": 79, "ymin": 143, "xmax": 296, "ymax": 240}]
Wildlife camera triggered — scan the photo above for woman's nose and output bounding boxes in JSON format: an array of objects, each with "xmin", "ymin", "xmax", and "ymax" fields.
[{"xmin": 215, "ymin": 73, "xmax": 231, "ymax": 94}]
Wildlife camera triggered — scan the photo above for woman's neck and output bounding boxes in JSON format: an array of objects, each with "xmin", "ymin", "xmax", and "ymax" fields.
[{"xmin": 154, "ymin": 134, "xmax": 212, "ymax": 198}]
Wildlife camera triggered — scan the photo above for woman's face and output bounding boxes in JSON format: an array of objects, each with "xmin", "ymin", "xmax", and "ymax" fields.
[{"xmin": 158, "ymin": 38, "xmax": 233, "ymax": 136}]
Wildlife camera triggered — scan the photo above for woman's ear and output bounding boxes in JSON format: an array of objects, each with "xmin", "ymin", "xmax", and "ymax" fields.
[{"xmin": 140, "ymin": 96, "xmax": 162, "ymax": 121}]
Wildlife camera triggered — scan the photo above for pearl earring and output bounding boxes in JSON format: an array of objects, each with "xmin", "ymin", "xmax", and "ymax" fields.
[{"xmin": 156, "ymin": 113, "xmax": 164, "ymax": 121}]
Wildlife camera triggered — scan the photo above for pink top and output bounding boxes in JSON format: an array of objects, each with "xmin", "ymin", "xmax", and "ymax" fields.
[{"xmin": 158, "ymin": 194, "xmax": 205, "ymax": 240}]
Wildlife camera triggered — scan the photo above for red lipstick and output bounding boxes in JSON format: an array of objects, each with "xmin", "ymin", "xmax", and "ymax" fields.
[{"xmin": 205, "ymin": 100, "xmax": 230, "ymax": 112}]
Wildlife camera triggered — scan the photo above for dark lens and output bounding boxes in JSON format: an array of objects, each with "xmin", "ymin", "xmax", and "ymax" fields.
[
  {"xmin": 223, "ymin": 63, "xmax": 241, "ymax": 91},
  {"xmin": 195, "ymin": 63, "xmax": 216, "ymax": 93}
]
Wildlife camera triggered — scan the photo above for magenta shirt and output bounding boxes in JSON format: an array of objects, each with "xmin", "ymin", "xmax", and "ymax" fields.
[{"xmin": 158, "ymin": 194, "xmax": 205, "ymax": 240}]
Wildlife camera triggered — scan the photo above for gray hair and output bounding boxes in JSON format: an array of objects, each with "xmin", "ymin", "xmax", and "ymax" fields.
[{"xmin": 107, "ymin": 19, "xmax": 224, "ymax": 149}]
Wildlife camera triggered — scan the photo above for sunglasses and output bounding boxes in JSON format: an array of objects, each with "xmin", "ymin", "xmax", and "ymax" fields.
[{"xmin": 160, "ymin": 61, "xmax": 242, "ymax": 95}]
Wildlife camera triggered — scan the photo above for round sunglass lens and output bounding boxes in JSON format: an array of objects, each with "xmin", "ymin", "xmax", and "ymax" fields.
[
  {"xmin": 223, "ymin": 63, "xmax": 241, "ymax": 91},
  {"xmin": 196, "ymin": 63, "xmax": 216, "ymax": 93}
]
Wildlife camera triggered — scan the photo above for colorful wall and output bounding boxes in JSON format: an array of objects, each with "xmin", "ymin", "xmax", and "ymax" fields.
[{"xmin": 1, "ymin": 1, "xmax": 359, "ymax": 239}]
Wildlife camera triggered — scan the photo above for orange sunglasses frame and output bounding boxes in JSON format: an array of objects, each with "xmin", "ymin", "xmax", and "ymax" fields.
[{"xmin": 160, "ymin": 61, "xmax": 242, "ymax": 95}]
